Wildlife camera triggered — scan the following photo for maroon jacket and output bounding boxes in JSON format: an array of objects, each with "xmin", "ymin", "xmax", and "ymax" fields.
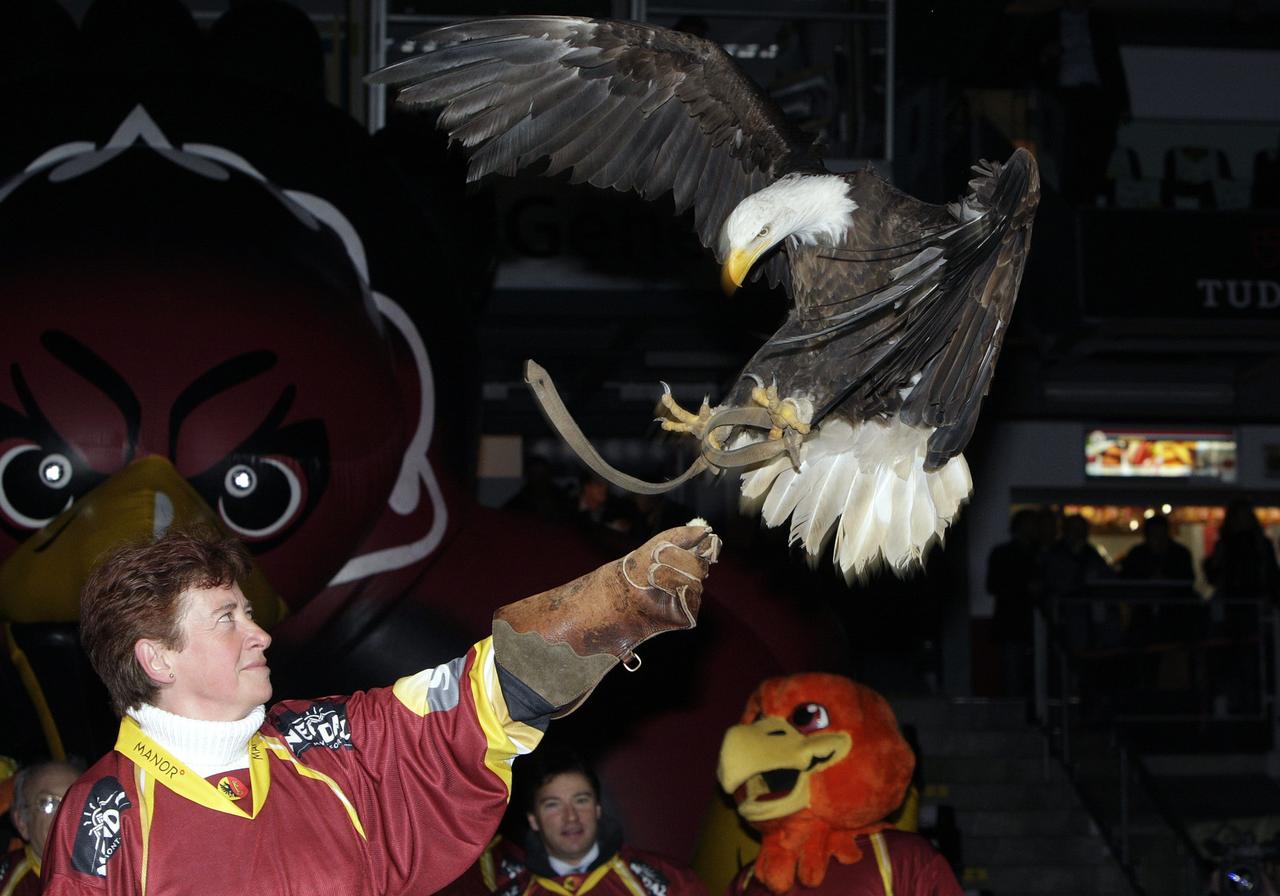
[
  {"xmin": 730, "ymin": 831, "xmax": 961, "ymax": 896},
  {"xmin": 447, "ymin": 833, "xmax": 706, "ymax": 896},
  {"xmin": 41, "ymin": 638, "xmax": 549, "ymax": 896}
]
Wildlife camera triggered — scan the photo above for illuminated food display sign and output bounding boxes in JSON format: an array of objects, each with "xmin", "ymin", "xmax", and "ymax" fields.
[{"xmin": 1085, "ymin": 428, "xmax": 1237, "ymax": 482}]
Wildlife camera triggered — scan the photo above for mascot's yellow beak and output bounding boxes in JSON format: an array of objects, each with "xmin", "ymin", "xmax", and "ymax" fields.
[
  {"xmin": 721, "ymin": 240, "xmax": 770, "ymax": 296},
  {"xmin": 0, "ymin": 455, "xmax": 286, "ymax": 626},
  {"xmin": 717, "ymin": 716, "xmax": 851, "ymax": 822}
]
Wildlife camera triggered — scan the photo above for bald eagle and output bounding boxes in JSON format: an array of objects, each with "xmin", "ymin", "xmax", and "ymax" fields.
[{"xmin": 371, "ymin": 16, "xmax": 1039, "ymax": 580}]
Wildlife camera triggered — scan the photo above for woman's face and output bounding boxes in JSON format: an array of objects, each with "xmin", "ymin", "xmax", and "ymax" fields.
[{"xmin": 158, "ymin": 583, "xmax": 273, "ymax": 721}]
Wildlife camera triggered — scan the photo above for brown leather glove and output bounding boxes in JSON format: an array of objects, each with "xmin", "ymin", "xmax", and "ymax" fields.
[{"xmin": 493, "ymin": 523, "xmax": 721, "ymax": 717}]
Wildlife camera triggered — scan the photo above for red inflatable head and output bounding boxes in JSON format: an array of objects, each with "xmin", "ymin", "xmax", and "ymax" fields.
[{"xmin": 0, "ymin": 107, "xmax": 443, "ymax": 623}]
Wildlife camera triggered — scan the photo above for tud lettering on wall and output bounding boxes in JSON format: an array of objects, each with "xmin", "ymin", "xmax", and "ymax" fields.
[{"xmin": 1080, "ymin": 210, "xmax": 1280, "ymax": 321}]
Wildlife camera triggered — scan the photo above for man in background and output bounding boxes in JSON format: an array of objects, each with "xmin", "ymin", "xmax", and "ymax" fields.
[
  {"xmin": 1, "ymin": 760, "xmax": 82, "ymax": 896},
  {"xmin": 455, "ymin": 750, "xmax": 705, "ymax": 896}
]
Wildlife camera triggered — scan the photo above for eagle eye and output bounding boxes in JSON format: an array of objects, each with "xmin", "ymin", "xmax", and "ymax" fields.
[
  {"xmin": 757, "ymin": 225, "xmax": 770, "ymax": 238},
  {"xmin": 790, "ymin": 703, "xmax": 830, "ymax": 733}
]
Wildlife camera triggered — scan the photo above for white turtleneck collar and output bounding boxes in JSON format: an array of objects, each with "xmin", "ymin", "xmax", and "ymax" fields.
[{"xmin": 128, "ymin": 703, "xmax": 266, "ymax": 779}]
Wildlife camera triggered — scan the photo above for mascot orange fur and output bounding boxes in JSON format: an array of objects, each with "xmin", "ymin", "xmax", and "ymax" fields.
[{"xmin": 717, "ymin": 674, "xmax": 961, "ymax": 896}]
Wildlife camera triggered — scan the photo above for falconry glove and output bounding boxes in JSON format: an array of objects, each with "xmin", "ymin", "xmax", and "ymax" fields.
[{"xmin": 493, "ymin": 522, "xmax": 720, "ymax": 717}]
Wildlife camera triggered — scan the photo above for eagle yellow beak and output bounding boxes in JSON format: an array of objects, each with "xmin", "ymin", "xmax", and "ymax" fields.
[{"xmin": 721, "ymin": 241, "xmax": 769, "ymax": 296}]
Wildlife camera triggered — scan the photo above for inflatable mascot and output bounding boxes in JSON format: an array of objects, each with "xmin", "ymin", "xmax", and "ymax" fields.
[{"xmin": 717, "ymin": 674, "xmax": 961, "ymax": 896}]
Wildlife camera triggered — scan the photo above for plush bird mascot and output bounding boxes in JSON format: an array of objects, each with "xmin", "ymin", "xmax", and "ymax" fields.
[{"xmin": 717, "ymin": 675, "xmax": 961, "ymax": 896}]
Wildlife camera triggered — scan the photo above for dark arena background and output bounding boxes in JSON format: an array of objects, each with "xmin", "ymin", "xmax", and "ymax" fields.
[{"xmin": 2, "ymin": 1, "xmax": 1279, "ymax": 894}]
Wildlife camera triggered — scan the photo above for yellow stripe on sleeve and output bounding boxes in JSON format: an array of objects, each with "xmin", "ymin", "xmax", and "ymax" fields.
[
  {"xmin": 262, "ymin": 738, "xmax": 367, "ymax": 840},
  {"xmin": 610, "ymin": 858, "xmax": 647, "ymax": 896},
  {"xmin": 466, "ymin": 638, "xmax": 545, "ymax": 794}
]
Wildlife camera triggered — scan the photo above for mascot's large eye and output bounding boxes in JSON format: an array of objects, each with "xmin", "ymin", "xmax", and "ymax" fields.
[
  {"xmin": 0, "ymin": 443, "xmax": 75, "ymax": 529},
  {"xmin": 790, "ymin": 703, "xmax": 830, "ymax": 733},
  {"xmin": 217, "ymin": 457, "xmax": 305, "ymax": 541}
]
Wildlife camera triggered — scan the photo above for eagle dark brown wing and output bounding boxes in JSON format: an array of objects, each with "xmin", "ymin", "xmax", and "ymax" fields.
[
  {"xmin": 732, "ymin": 148, "xmax": 1039, "ymax": 470},
  {"xmin": 369, "ymin": 16, "xmax": 816, "ymax": 263}
]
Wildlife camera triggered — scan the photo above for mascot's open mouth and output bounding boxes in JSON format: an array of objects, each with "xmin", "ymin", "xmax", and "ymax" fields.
[
  {"xmin": 737, "ymin": 768, "xmax": 798, "ymax": 803},
  {"xmin": 734, "ymin": 749, "xmax": 841, "ymax": 804}
]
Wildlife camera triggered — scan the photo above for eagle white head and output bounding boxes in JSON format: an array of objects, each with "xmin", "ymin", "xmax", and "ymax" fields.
[{"xmin": 718, "ymin": 173, "xmax": 858, "ymax": 292}]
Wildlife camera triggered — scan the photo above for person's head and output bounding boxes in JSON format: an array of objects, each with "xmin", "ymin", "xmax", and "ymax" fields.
[
  {"xmin": 1143, "ymin": 514, "xmax": 1171, "ymax": 548},
  {"xmin": 80, "ymin": 527, "xmax": 270, "ymax": 720},
  {"xmin": 1062, "ymin": 514, "xmax": 1089, "ymax": 549},
  {"xmin": 522, "ymin": 751, "xmax": 602, "ymax": 865},
  {"xmin": 12, "ymin": 759, "xmax": 83, "ymax": 860},
  {"xmin": 1035, "ymin": 507, "xmax": 1060, "ymax": 549},
  {"xmin": 1223, "ymin": 499, "xmax": 1261, "ymax": 536},
  {"xmin": 1010, "ymin": 508, "xmax": 1039, "ymax": 545},
  {"xmin": 578, "ymin": 475, "xmax": 608, "ymax": 513}
]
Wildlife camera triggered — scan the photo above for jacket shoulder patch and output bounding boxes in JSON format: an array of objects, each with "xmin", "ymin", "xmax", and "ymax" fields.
[
  {"xmin": 628, "ymin": 859, "xmax": 671, "ymax": 896},
  {"xmin": 71, "ymin": 776, "xmax": 132, "ymax": 878},
  {"xmin": 273, "ymin": 700, "xmax": 353, "ymax": 756}
]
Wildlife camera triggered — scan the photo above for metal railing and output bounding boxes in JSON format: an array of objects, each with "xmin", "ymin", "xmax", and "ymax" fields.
[{"xmin": 1033, "ymin": 588, "xmax": 1279, "ymax": 895}]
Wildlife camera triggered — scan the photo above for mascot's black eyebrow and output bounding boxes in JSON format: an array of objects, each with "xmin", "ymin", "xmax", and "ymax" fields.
[
  {"xmin": 168, "ymin": 351, "xmax": 278, "ymax": 458},
  {"xmin": 40, "ymin": 331, "xmax": 141, "ymax": 450}
]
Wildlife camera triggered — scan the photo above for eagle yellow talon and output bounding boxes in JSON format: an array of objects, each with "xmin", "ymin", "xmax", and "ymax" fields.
[
  {"xmin": 657, "ymin": 392, "xmax": 724, "ymax": 450},
  {"xmin": 749, "ymin": 382, "xmax": 812, "ymax": 439}
]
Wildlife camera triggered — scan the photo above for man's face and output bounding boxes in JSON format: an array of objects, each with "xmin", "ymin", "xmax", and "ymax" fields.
[
  {"xmin": 158, "ymin": 583, "xmax": 273, "ymax": 721},
  {"xmin": 526, "ymin": 772, "xmax": 601, "ymax": 865},
  {"xmin": 16, "ymin": 765, "xmax": 80, "ymax": 859}
]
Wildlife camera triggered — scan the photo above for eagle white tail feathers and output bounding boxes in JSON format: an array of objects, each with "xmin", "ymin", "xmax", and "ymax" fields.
[{"xmin": 739, "ymin": 417, "xmax": 972, "ymax": 581}]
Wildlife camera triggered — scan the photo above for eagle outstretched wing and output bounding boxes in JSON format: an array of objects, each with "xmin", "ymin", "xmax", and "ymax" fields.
[
  {"xmin": 369, "ymin": 16, "xmax": 814, "ymax": 269},
  {"xmin": 732, "ymin": 150, "xmax": 1038, "ymax": 470},
  {"xmin": 373, "ymin": 17, "xmax": 1042, "ymax": 580}
]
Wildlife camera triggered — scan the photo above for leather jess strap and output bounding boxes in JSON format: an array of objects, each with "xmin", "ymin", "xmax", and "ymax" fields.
[{"xmin": 523, "ymin": 360, "xmax": 797, "ymax": 494}]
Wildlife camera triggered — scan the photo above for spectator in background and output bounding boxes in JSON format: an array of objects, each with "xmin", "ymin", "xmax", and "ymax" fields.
[
  {"xmin": 1035, "ymin": 506, "xmax": 1061, "ymax": 556},
  {"xmin": 444, "ymin": 749, "xmax": 705, "ymax": 896},
  {"xmin": 505, "ymin": 456, "xmax": 575, "ymax": 524},
  {"xmin": 1117, "ymin": 515, "xmax": 1196, "ymax": 692},
  {"xmin": 1204, "ymin": 499, "xmax": 1280, "ymax": 602},
  {"xmin": 1042, "ymin": 514, "xmax": 1112, "ymax": 597},
  {"xmin": 1042, "ymin": 514, "xmax": 1113, "ymax": 652},
  {"xmin": 609, "ymin": 492, "xmax": 696, "ymax": 543},
  {"xmin": 0, "ymin": 760, "xmax": 83, "ymax": 896},
  {"xmin": 986, "ymin": 508, "xmax": 1043, "ymax": 697},
  {"xmin": 573, "ymin": 474, "xmax": 636, "ymax": 535},
  {"xmin": 1202, "ymin": 500, "xmax": 1278, "ymax": 714},
  {"xmin": 1120, "ymin": 515, "xmax": 1194, "ymax": 581}
]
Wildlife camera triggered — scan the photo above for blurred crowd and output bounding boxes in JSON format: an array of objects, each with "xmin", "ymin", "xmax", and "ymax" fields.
[{"xmin": 986, "ymin": 499, "xmax": 1279, "ymax": 717}]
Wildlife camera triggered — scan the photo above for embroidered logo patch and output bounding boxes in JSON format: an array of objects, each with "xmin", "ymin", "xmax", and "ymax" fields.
[
  {"xmin": 495, "ymin": 854, "xmax": 527, "ymax": 896},
  {"xmin": 629, "ymin": 860, "xmax": 670, "ymax": 896},
  {"xmin": 498, "ymin": 856, "xmax": 527, "ymax": 881},
  {"xmin": 218, "ymin": 775, "xmax": 248, "ymax": 800},
  {"xmin": 274, "ymin": 701, "xmax": 353, "ymax": 756},
  {"xmin": 71, "ymin": 777, "xmax": 132, "ymax": 877}
]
